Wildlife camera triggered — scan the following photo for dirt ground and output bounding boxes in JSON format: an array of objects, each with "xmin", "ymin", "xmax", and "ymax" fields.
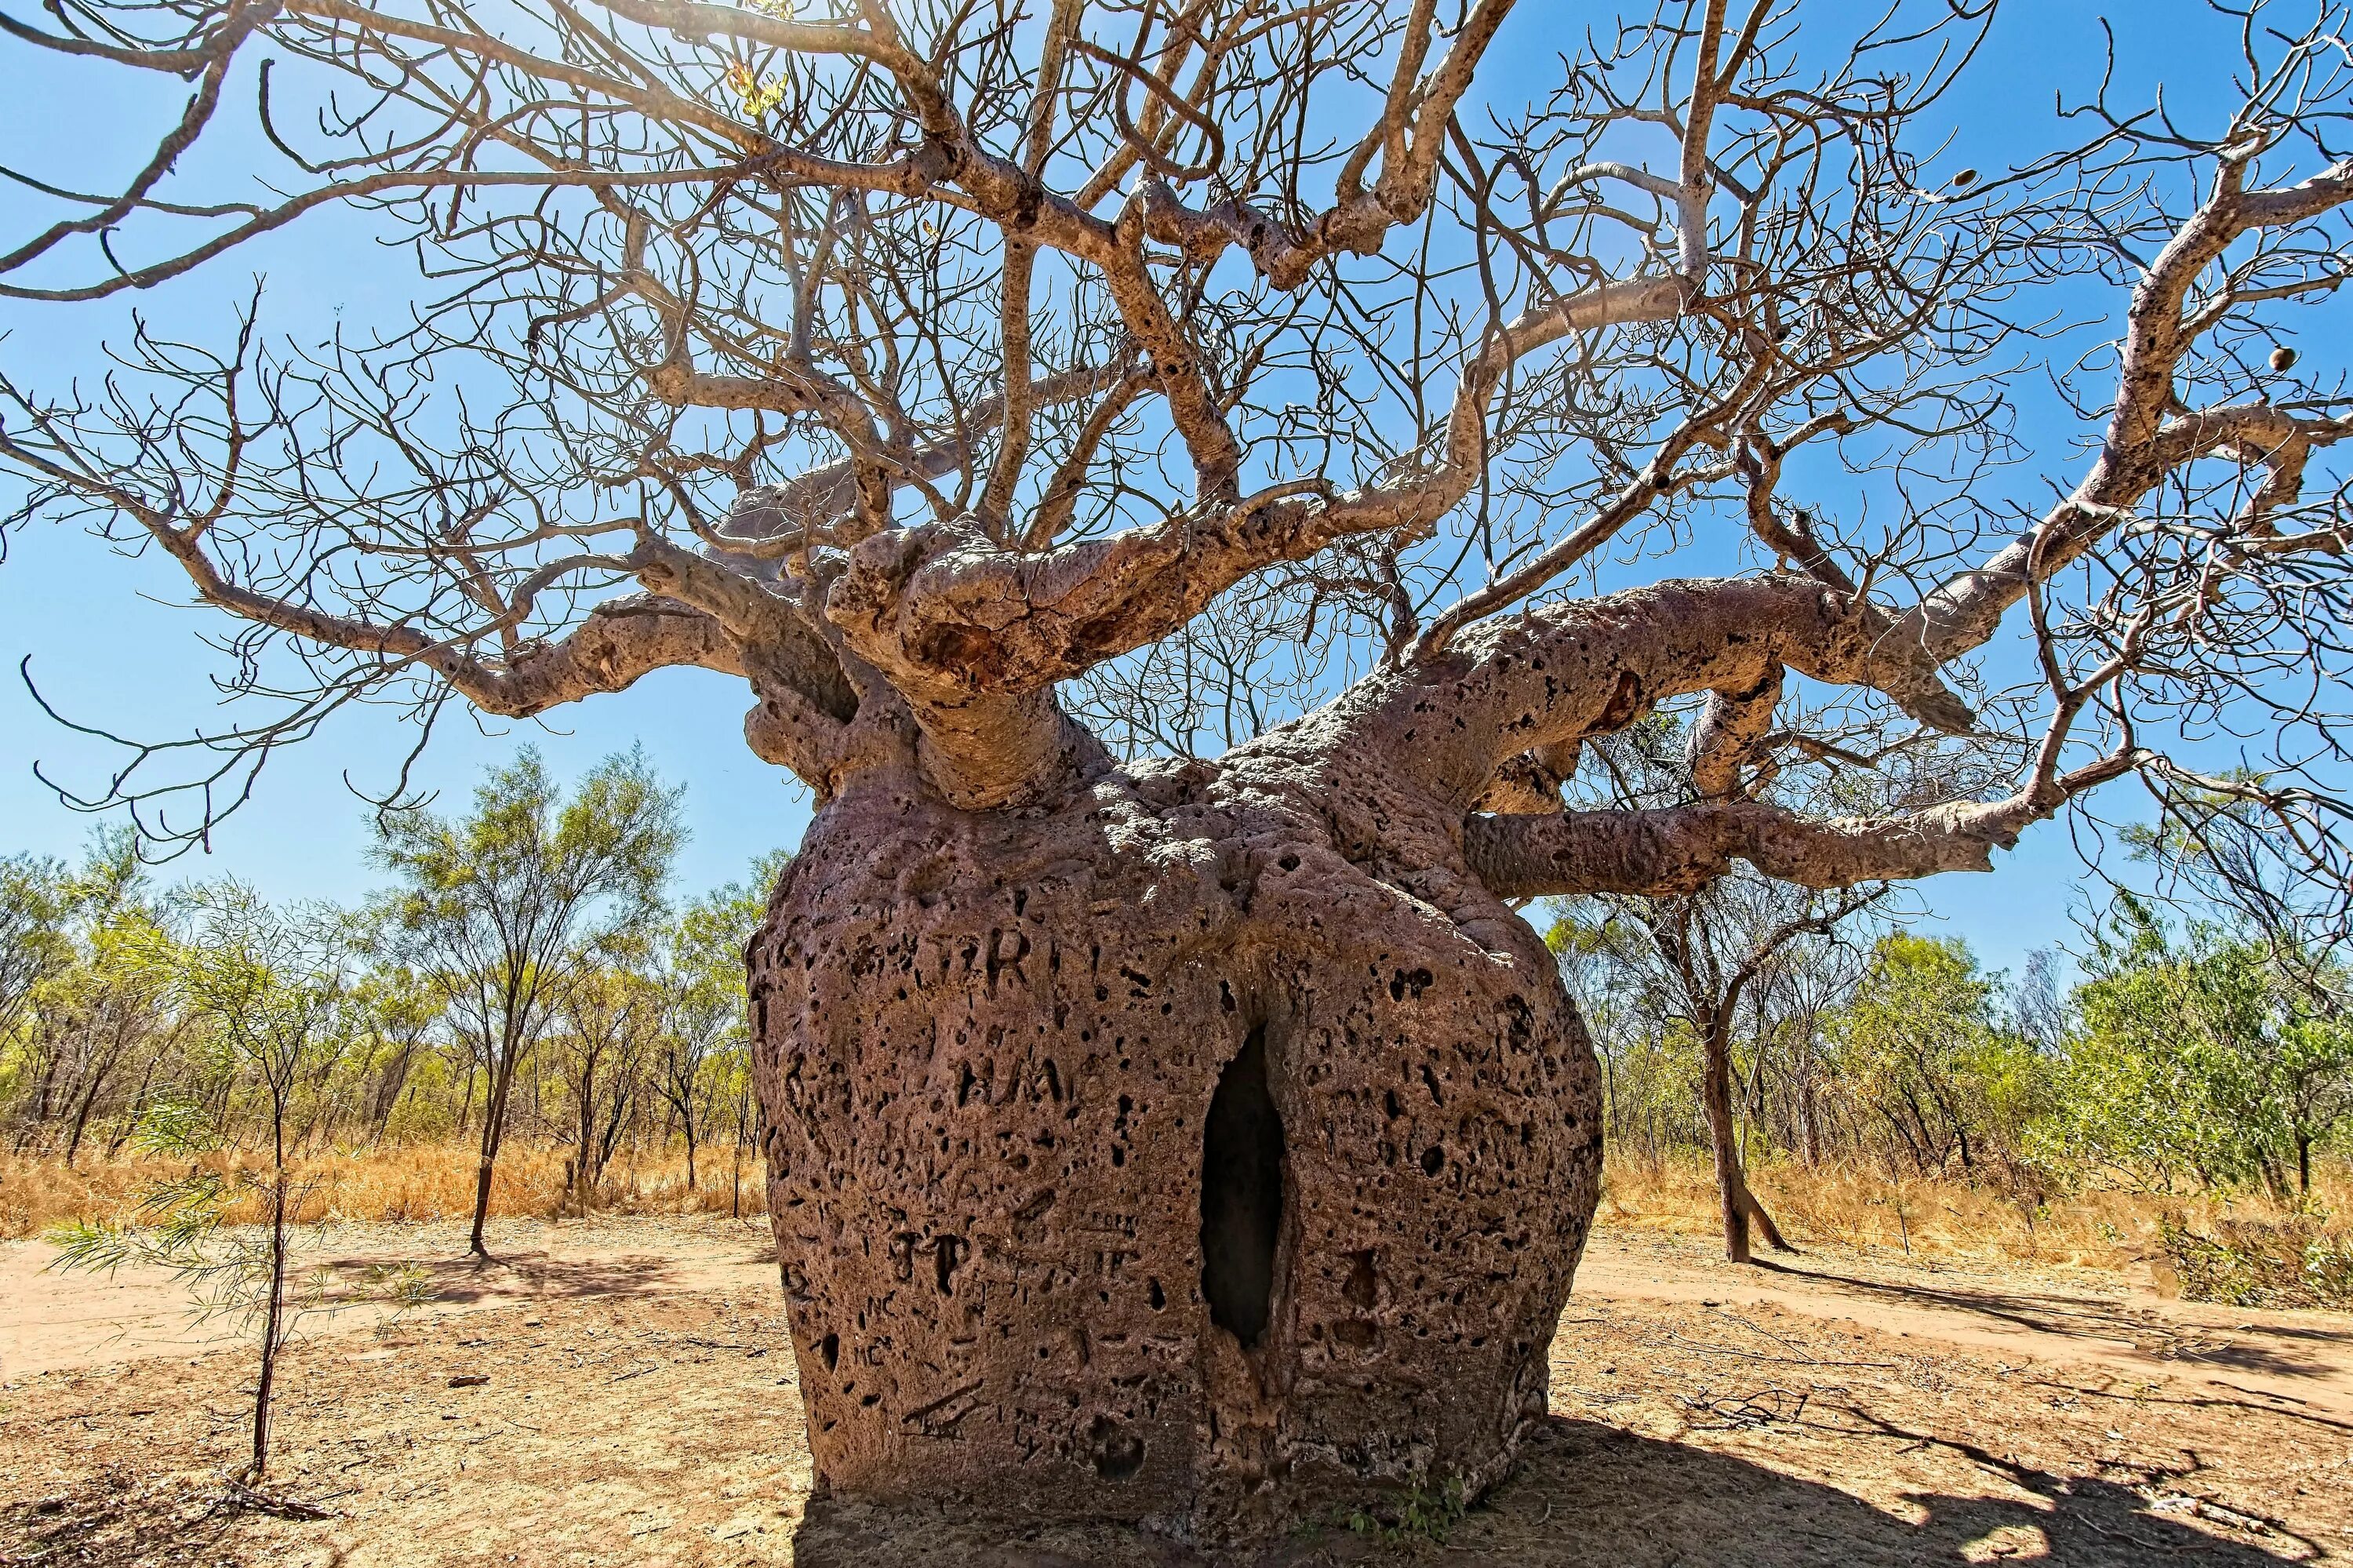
[{"xmin": 2, "ymin": 1218, "xmax": 2348, "ymax": 1566}]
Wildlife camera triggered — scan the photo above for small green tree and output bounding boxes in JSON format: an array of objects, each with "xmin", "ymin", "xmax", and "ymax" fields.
[
  {"xmin": 374, "ymin": 748, "xmax": 682, "ymax": 1255},
  {"xmin": 651, "ymin": 943, "xmax": 728, "ymax": 1197},
  {"xmin": 550, "ymin": 961, "xmax": 660, "ymax": 1212},
  {"xmin": 1827, "ymin": 933, "xmax": 2042, "ymax": 1179},
  {"xmin": 0, "ymin": 853, "xmax": 71, "ymax": 1045},
  {"xmin": 345, "ymin": 962, "xmax": 445, "ymax": 1148},
  {"xmin": 52, "ymin": 883, "xmax": 351, "ymax": 1485},
  {"xmin": 653, "ymin": 855, "xmax": 780, "ymax": 1196},
  {"xmin": 13, "ymin": 834, "xmax": 186, "ymax": 1164},
  {"xmin": 2042, "ymin": 897, "xmax": 2353, "ymax": 1197}
]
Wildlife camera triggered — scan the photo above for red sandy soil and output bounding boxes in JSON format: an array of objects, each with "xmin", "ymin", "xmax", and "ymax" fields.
[{"xmin": 3, "ymin": 1217, "xmax": 2348, "ymax": 1565}]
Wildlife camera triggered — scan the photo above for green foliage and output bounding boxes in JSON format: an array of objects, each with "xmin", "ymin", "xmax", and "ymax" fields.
[
  {"xmin": 373, "ymin": 746, "xmax": 684, "ymax": 1006},
  {"xmin": 652, "ymin": 852, "xmax": 782, "ymax": 1161},
  {"xmin": 3, "ymin": 831, "xmax": 193, "ymax": 1161},
  {"xmin": 1551, "ymin": 873, "xmax": 2351, "ymax": 1208},
  {"xmin": 1336, "ymin": 1475, "xmax": 1471, "ymax": 1544},
  {"xmin": 359, "ymin": 1260, "xmax": 438, "ymax": 1308},
  {"xmin": 1827, "ymin": 934, "xmax": 2043, "ymax": 1177},
  {"xmin": 2158, "ymin": 1214, "xmax": 2353, "ymax": 1309},
  {"xmin": 4, "ymin": 757, "xmax": 791, "ymax": 1225},
  {"xmin": 2035, "ymin": 897, "xmax": 2353, "ymax": 1196},
  {"xmin": 0, "ymin": 851, "xmax": 72, "ymax": 1040},
  {"xmin": 373, "ymin": 747, "xmax": 685, "ymax": 1244},
  {"xmin": 49, "ymin": 1098, "xmax": 279, "ymax": 1315}
]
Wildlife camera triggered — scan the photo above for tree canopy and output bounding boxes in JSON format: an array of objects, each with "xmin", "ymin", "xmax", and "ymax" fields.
[{"xmin": 4, "ymin": 0, "xmax": 2353, "ymax": 916}]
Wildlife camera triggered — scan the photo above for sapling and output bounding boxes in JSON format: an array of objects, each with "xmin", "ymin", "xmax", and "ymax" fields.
[{"xmin": 51, "ymin": 886, "xmax": 350, "ymax": 1490}]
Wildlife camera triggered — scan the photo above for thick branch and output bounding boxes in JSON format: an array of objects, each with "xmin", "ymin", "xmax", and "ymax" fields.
[
  {"xmin": 1358, "ymin": 575, "xmax": 1974, "ymax": 809},
  {"xmin": 825, "ymin": 482, "xmax": 1377, "ymax": 700},
  {"xmin": 1463, "ymin": 755, "xmax": 2134, "ymax": 899}
]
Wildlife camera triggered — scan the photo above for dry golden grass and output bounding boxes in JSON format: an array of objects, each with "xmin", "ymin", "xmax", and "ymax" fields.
[
  {"xmin": 0, "ymin": 1141, "xmax": 768, "ymax": 1239},
  {"xmin": 1601, "ymin": 1151, "xmax": 2353, "ymax": 1274},
  {"xmin": 8, "ymin": 1141, "xmax": 2344, "ymax": 1288}
]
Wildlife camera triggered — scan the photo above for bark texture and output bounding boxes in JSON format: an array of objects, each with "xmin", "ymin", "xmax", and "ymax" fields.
[{"xmin": 749, "ymin": 745, "xmax": 1602, "ymax": 1540}]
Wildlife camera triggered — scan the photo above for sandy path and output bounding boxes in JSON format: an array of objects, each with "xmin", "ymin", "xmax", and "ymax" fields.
[
  {"xmin": 7, "ymin": 1219, "xmax": 2351, "ymax": 1565},
  {"xmin": 1576, "ymin": 1232, "xmax": 2353, "ymax": 1421},
  {"xmin": 8, "ymin": 1218, "xmax": 2347, "ymax": 1422},
  {"xmin": 0, "ymin": 1217, "xmax": 780, "ymax": 1379}
]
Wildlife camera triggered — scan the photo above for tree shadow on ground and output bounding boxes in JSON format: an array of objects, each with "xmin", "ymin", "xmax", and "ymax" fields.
[
  {"xmin": 792, "ymin": 1417, "xmax": 2313, "ymax": 1567},
  {"xmin": 318, "ymin": 1250, "xmax": 689, "ymax": 1306},
  {"xmin": 1751, "ymin": 1255, "xmax": 2353, "ymax": 1385},
  {"xmin": 0, "ymin": 1470, "xmax": 278, "ymax": 1568}
]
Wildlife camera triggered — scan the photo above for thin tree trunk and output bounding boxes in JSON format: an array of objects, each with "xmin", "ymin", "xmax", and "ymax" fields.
[
  {"xmin": 61, "ymin": 1057, "xmax": 117, "ymax": 1169},
  {"xmin": 1700, "ymin": 1015, "xmax": 1752, "ymax": 1264},
  {"xmin": 369, "ymin": 1037, "xmax": 420, "ymax": 1148},
  {"xmin": 1742, "ymin": 1181, "xmax": 1795, "ymax": 1253},
  {"xmin": 1700, "ymin": 1017, "xmax": 1795, "ymax": 1263},
  {"xmin": 573, "ymin": 1072, "xmax": 597, "ymax": 1213},
  {"xmin": 107, "ymin": 1051, "xmax": 163, "ymax": 1158},
  {"xmin": 253, "ymin": 1101, "xmax": 290, "ymax": 1480},
  {"xmin": 27, "ymin": 1047, "xmax": 59, "ymax": 1130},
  {"xmin": 470, "ymin": 1042, "xmax": 519, "ymax": 1257}
]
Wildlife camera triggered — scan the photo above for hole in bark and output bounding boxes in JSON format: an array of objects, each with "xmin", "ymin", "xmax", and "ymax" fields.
[
  {"xmin": 1420, "ymin": 1144, "xmax": 1446, "ymax": 1177},
  {"xmin": 1147, "ymin": 1278, "xmax": 1166, "ymax": 1311},
  {"xmin": 1088, "ymin": 1415, "xmax": 1146, "ymax": 1482},
  {"xmin": 1343, "ymin": 1250, "xmax": 1377, "ymax": 1308},
  {"xmin": 1200, "ymin": 1024, "xmax": 1284, "ymax": 1350},
  {"xmin": 817, "ymin": 1333, "xmax": 838, "ymax": 1372}
]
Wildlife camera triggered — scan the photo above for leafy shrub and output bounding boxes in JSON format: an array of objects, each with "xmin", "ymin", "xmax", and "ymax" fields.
[
  {"xmin": 2158, "ymin": 1214, "xmax": 2353, "ymax": 1308},
  {"xmin": 1337, "ymin": 1475, "xmax": 1471, "ymax": 1544}
]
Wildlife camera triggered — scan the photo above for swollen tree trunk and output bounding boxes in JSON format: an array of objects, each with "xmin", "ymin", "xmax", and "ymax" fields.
[{"xmin": 750, "ymin": 755, "xmax": 1603, "ymax": 1541}]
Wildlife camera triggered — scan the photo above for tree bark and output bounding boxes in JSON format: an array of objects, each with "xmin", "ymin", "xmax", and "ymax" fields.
[
  {"xmin": 470, "ymin": 1041, "xmax": 520, "ymax": 1257},
  {"xmin": 253, "ymin": 1093, "xmax": 291, "ymax": 1481},
  {"xmin": 1698, "ymin": 1017, "xmax": 1752, "ymax": 1264},
  {"xmin": 750, "ymin": 750, "xmax": 1602, "ymax": 1541},
  {"xmin": 1696, "ymin": 1017, "xmax": 1795, "ymax": 1264},
  {"xmin": 60, "ymin": 1047, "xmax": 121, "ymax": 1170}
]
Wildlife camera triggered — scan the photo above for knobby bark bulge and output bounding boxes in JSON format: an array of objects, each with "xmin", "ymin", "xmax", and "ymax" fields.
[{"xmin": 749, "ymin": 742, "xmax": 1602, "ymax": 1541}]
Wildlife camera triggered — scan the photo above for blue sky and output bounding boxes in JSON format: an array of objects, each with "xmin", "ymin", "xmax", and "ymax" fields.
[{"xmin": 0, "ymin": 2, "xmax": 2333, "ymax": 975}]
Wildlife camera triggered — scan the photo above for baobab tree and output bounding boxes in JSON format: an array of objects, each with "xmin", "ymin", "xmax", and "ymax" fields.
[{"xmin": 7, "ymin": 0, "xmax": 2353, "ymax": 1544}]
